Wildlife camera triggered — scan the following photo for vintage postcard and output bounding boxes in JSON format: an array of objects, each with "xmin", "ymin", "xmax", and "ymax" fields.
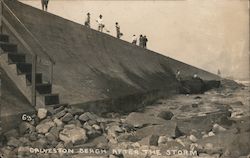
[{"xmin": 0, "ymin": 0, "xmax": 249, "ymax": 158}]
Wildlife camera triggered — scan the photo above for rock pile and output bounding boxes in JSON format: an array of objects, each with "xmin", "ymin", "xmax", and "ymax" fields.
[{"xmin": 0, "ymin": 86, "xmax": 249, "ymax": 158}]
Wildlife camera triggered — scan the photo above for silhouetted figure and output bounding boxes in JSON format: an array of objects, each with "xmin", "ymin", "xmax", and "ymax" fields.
[
  {"xmin": 84, "ymin": 12, "xmax": 91, "ymax": 28},
  {"xmin": 143, "ymin": 35, "xmax": 148, "ymax": 48},
  {"xmin": 41, "ymin": 0, "xmax": 49, "ymax": 11},
  {"xmin": 132, "ymin": 35, "xmax": 137, "ymax": 45},
  {"xmin": 139, "ymin": 35, "xmax": 143, "ymax": 47},
  {"xmin": 115, "ymin": 22, "xmax": 123, "ymax": 39},
  {"xmin": 96, "ymin": 14, "xmax": 104, "ymax": 32}
]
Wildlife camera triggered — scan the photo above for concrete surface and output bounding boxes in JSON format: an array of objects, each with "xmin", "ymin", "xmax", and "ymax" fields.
[{"xmin": 2, "ymin": 1, "xmax": 219, "ymax": 108}]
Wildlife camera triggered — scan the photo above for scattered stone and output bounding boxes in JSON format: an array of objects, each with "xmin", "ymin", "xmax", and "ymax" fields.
[
  {"xmin": 29, "ymin": 132, "xmax": 38, "ymax": 141},
  {"xmin": 204, "ymin": 80, "xmax": 221, "ymax": 91},
  {"xmin": 19, "ymin": 122, "xmax": 36, "ymax": 135},
  {"xmin": 54, "ymin": 109, "xmax": 67, "ymax": 119},
  {"xmin": 139, "ymin": 135, "xmax": 159, "ymax": 146},
  {"xmin": 0, "ymin": 147, "xmax": 12, "ymax": 157},
  {"xmin": 180, "ymin": 77, "xmax": 206, "ymax": 94},
  {"xmin": 125, "ymin": 112, "xmax": 167, "ymax": 128},
  {"xmin": 83, "ymin": 122, "xmax": 93, "ymax": 131},
  {"xmin": 116, "ymin": 133, "xmax": 139, "ymax": 143},
  {"xmin": 194, "ymin": 96, "xmax": 202, "ymax": 99},
  {"xmin": 30, "ymin": 114, "xmax": 40, "ymax": 126},
  {"xmin": 212, "ymin": 124, "xmax": 226, "ymax": 134},
  {"xmin": 208, "ymin": 131, "xmax": 215, "ymax": 136},
  {"xmin": 88, "ymin": 120, "xmax": 98, "ymax": 126},
  {"xmin": 176, "ymin": 106, "xmax": 232, "ymax": 134},
  {"xmin": 225, "ymin": 132, "xmax": 250, "ymax": 157},
  {"xmin": 67, "ymin": 108, "xmax": 84, "ymax": 116},
  {"xmin": 202, "ymin": 134, "xmax": 209, "ymax": 138},
  {"xmin": 230, "ymin": 101, "xmax": 244, "ymax": 106},
  {"xmin": 204, "ymin": 143, "xmax": 223, "ymax": 155},
  {"xmin": 7, "ymin": 137, "xmax": 21, "ymax": 148},
  {"xmin": 4, "ymin": 129, "xmax": 19, "ymax": 140},
  {"xmin": 61, "ymin": 113, "xmax": 73, "ymax": 123},
  {"xmin": 54, "ymin": 118, "xmax": 63, "ymax": 127},
  {"xmin": 135, "ymin": 121, "xmax": 182, "ymax": 139},
  {"xmin": 18, "ymin": 137, "xmax": 30, "ymax": 146},
  {"xmin": 92, "ymin": 124, "xmax": 101, "ymax": 131},
  {"xmin": 52, "ymin": 106, "xmax": 65, "ymax": 115},
  {"xmin": 75, "ymin": 120, "xmax": 82, "ymax": 127},
  {"xmin": 189, "ymin": 134, "xmax": 198, "ymax": 143},
  {"xmin": 49, "ymin": 141, "xmax": 59, "ymax": 148},
  {"xmin": 157, "ymin": 111, "xmax": 174, "ymax": 120},
  {"xmin": 79, "ymin": 113, "xmax": 91, "ymax": 122},
  {"xmin": 32, "ymin": 138, "xmax": 48, "ymax": 148},
  {"xmin": 234, "ymin": 119, "xmax": 250, "ymax": 133},
  {"xmin": 158, "ymin": 140, "xmax": 185, "ymax": 152},
  {"xmin": 17, "ymin": 146, "xmax": 30, "ymax": 157},
  {"xmin": 158, "ymin": 136, "xmax": 168, "ymax": 145},
  {"xmin": 176, "ymin": 138, "xmax": 186, "ymax": 147},
  {"xmin": 59, "ymin": 125, "xmax": 87, "ymax": 144},
  {"xmin": 64, "ymin": 141, "xmax": 73, "ymax": 148},
  {"xmin": 56, "ymin": 141, "xmax": 65, "ymax": 148},
  {"xmin": 36, "ymin": 121, "xmax": 55, "ymax": 134},
  {"xmin": 231, "ymin": 110, "xmax": 244, "ymax": 118},
  {"xmin": 107, "ymin": 125, "xmax": 123, "ymax": 135},
  {"xmin": 87, "ymin": 128, "xmax": 101, "ymax": 139},
  {"xmin": 78, "ymin": 112, "xmax": 98, "ymax": 123},
  {"xmin": 45, "ymin": 132, "xmax": 57, "ymax": 142},
  {"xmin": 37, "ymin": 108, "xmax": 48, "ymax": 120}
]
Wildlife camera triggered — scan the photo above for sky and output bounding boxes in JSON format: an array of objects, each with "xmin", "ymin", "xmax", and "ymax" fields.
[{"xmin": 21, "ymin": 0, "xmax": 249, "ymax": 80}]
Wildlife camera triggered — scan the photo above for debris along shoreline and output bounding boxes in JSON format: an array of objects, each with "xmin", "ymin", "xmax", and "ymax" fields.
[{"xmin": 0, "ymin": 81, "xmax": 249, "ymax": 158}]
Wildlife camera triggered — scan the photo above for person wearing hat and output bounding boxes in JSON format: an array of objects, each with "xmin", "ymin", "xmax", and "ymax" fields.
[
  {"xmin": 115, "ymin": 22, "xmax": 123, "ymax": 39},
  {"xmin": 96, "ymin": 14, "xmax": 104, "ymax": 32},
  {"xmin": 132, "ymin": 35, "xmax": 137, "ymax": 45},
  {"xmin": 84, "ymin": 12, "xmax": 91, "ymax": 28},
  {"xmin": 139, "ymin": 35, "xmax": 143, "ymax": 47}
]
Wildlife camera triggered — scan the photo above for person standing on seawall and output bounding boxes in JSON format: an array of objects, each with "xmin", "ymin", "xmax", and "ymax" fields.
[
  {"xmin": 143, "ymin": 35, "xmax": 148, "ymax": 48},
  {"xmin": 139, "ymin": 35, "xmax": 143, "ymax": 47},
  {"xmin": 132, "ymin": 35, "xmax": 137, "ymax": 45},
  {"xmin": 115, "ymin": 22, "xmax": 123, "ymax": 39},
  {"xmin": 84, "ymin": 12, "xmax": 91, "ymax": 28},
  {"xmin": 96, "ymin": 14, "xmax": 104, "ymax": 32},
  {"xmin": 41, "ymin": 0, "xmax": 49, "ymax": 11}
]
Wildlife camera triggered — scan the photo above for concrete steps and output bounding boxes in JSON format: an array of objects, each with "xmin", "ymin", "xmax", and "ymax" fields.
[
  {"xmin": 41, "ymin": 93, "xmax": 59, "ymax": 105},
  {"xmin": 7, "ymin": 53, "xmax": 26, "ymax": 64},
  {"xmin": 0, "ymin": 33, "xmax": 66, "ymax": 109},
  {"xmin": 0, "ymin": 34, "xmax": 9, "ymax": 42},
  {"xmin": 16, "ymin": 63, "xmax": 32, "ymax": 74},
  {"xmin": 0, "ymin": 41, "xmax": 17, "ymax": 52},
  {"xmin": 36, "ymin": 83, "xmax": 52, "ymax": 94},
  {"xmin": 25, "ymin": 73, "xmax": 43, "ymax": 85}
]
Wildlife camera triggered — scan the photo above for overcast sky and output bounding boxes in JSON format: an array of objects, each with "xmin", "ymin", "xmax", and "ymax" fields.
[{"xmin": 21, "ymin": 0, "xmax": 249, "ymax": 80}]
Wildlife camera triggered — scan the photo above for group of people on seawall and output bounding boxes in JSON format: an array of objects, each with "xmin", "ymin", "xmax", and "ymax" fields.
[
  {"xmin": 85, "ymin": 13, "xmax": 149, "ymax": 48},
  {"xmin": 41, "ymin": 1, "xmax": 149, "ymax": 48}
]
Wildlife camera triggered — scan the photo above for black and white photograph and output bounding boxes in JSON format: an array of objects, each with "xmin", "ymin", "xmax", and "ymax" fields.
[{"xmin": 0, "ymin": 0, "xmax": 249, "ymax": 157}]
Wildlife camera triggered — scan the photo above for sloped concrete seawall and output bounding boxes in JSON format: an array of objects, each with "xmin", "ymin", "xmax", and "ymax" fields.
[{"xmin": 2, "ymin": 0, "xmax": 219, "ymax": 108}]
